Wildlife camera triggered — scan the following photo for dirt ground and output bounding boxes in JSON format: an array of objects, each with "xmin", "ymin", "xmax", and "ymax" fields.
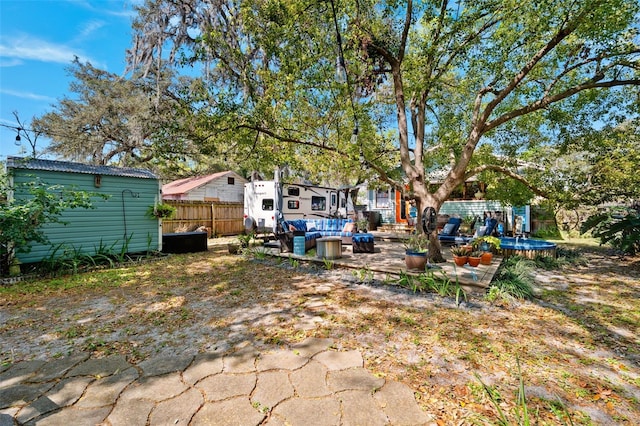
[{"xmin": 1, "ymin": 245, "xmax": 639, "ymax": 425}]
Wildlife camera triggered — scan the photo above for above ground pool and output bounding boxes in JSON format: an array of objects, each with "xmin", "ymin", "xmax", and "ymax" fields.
[{"xmin": 499, "ymin": 237, "xmax": 557, "ymax": 259}]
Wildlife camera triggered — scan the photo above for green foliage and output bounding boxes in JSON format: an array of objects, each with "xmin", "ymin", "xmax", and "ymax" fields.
[
  {"xmin": 322, "ymin": 258, "xmax": 334, "ymax": 270},
  {"xmin": 531, "ymin": 226, "xmax": 562, "ymax": 239},
  {"xmin": 237, "ymin": 232, "xmax": 254, "ymax": 248},
  {"xmin": 471, "ymin": 235, "xmax": 501, "ymax": 252},
  {"xmin": 0, "ymin": 178, "xmax": 100, "ymax": 276},
  {"xmin": 351, "ymin": 266, "xmax": 374, "ymax": 283},
  {"xmin": 34, "ymin": 234, "xmax": 156, "ymax": 277},
  {"xmin": 393, "ymin": 269, "xmax": 466, "ymax": 305},
  {"xmin": 450, "ymin": 246, "xmax": 470, "ymax": 257},
  {"xmin": 250, "ymin": 247, "xmax": 269, "ymax": 259},
  {"xmin": 490, "ymin": 256, "xmax": 535, "ymax": 300},
  {"xmin": 33, "ymin": 59, "xmax": 204, "ymax": 176},
  {"xmin": 403, "ymin": 233, "xmax": 429, "ymax": 253},
  {"xmin": 356, "ymin": 218, "xmax": 369, "ymax": 233},
  {"xmin": 581, "ymin": 206, "xmax": 640, "ymax": 255},
  {"xmin": 146, "ymin": 203, "xmax": 176, "ymax": 220},
  {"xmin": 484, "ymin": 175, "xmax": 536, "ymax": 208},
  {"xmin": 288, "ymin": 256, "xmax": 299, "ymax": 269}
]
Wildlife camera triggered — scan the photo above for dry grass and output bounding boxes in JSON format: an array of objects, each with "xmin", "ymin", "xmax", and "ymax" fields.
[{"xmin": 1, "ymin": 245, "xmax": 638, "ymax": 425}]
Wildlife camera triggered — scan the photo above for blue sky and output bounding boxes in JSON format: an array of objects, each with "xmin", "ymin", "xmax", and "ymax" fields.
[{"xmin": 0, "ymin": 0, "xmax": 138, "ymax": 161}]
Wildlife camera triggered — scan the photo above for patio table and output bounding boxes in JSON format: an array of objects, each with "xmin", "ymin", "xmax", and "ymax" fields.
[{"xmin": 316, "ymin": 237, "xmax": 342, "ymax": 260}]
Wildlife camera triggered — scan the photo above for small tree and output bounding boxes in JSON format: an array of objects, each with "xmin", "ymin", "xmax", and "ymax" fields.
[{"xmin": 0, "ymin": 177, "xmax": 97, "ymax": 276}]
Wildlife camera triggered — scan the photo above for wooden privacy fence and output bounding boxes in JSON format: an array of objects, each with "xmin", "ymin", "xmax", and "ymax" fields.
[{"xmin": 162, "ymin": 201, "xmax": 244, "ymax": 236}]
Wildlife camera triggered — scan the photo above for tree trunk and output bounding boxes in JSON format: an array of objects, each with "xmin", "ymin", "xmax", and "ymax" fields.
[{"xmin": 412, "ymin": 191, "xmax": 447, "ymax": 263}]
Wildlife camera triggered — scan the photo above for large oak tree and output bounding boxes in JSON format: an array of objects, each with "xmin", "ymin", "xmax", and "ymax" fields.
[{"xmin": 128, "ymin": 0, "xmax": 639, "ymax": 260}]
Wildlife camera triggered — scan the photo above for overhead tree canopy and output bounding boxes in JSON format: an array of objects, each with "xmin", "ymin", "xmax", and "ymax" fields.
[
  {"xmin": 32, "ymin": 58, "xmax": 231, "ymax": 178},
  {"xmin": 127, "ymin": 0, "xmax": 639, "ymax": 260}
]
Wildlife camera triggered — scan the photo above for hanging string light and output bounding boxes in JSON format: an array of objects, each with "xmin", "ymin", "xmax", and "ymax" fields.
[{"xmin": 329, "ymin": 0, "xmax": 359, "ymax": 145}]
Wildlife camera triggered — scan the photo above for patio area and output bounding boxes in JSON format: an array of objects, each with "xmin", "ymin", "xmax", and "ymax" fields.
[{"xmin": 253, "ymin": 232, "xmax": 501, "ymax": 293}]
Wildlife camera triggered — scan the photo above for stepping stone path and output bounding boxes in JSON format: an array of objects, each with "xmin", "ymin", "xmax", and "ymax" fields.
[{"xmin": 0, "ymin": 337, "xmax": 435, "ymax": 425}]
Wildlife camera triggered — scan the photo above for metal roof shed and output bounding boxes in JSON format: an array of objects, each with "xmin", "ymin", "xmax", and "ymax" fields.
[{"xmin": 6, "ymin": 157, "xmax": 162, "ymax": 264}]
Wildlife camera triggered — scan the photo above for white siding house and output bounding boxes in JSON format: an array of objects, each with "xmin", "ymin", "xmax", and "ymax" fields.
[{"xmin": 162, "ymin": 171, "xmax": 247, "ymax": 202}]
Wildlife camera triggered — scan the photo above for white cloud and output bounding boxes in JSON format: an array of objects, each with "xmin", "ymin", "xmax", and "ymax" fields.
[
  {"xmin": 0, "ymin": 88, "xmax": 56, "ymax": 102},
  {"xmin": 0, "ymin": 58, "xmax": 23, "ymax": 67},
  {"xmin": 71, "ymin": 0, "xmax": 139, "ymax": 19},
  {"xmin": 0, "ymin": 34, "xmax": 97, "ymax": 65},
  {"xmin": 77, "ymin": 20, "xmax": 107, "ymax": 39}
]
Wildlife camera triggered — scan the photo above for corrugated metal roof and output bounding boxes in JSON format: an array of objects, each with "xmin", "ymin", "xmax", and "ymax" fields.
[
  {"xmin": 162, "ymin": 171, "xmax": 237, "ymax": 195},
  {"xmin": 6, "ymin": 157, "xmax": 158, "ymax": 179}
]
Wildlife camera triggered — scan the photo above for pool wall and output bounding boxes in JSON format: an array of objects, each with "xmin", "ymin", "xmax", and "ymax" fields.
[{"xmin": 499, "ymin": 237, "xmax": 557, "ymax": 259}]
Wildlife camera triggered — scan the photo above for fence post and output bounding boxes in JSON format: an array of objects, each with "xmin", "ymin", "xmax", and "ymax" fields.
[{"xmin": 211, "ymin": 203, "xmax": 216, "ymax": 237}]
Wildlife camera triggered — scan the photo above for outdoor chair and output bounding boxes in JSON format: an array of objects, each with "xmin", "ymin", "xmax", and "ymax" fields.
[{"xmin": 437, "ymin": 217, "xmax": 464, "ymax": 244}]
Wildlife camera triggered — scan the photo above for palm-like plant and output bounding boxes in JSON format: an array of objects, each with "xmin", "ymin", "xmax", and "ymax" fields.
[{"xmin": 581, "ymin": 207, "xmax": 640, "ymax": 255}]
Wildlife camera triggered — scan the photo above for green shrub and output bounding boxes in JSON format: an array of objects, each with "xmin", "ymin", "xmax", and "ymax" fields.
[
  {"xmin": 0, "ymin": 178, "xmax": 100, "ymax": 276},
  {"xmin": 531, "ymin": 225, "xmax": 562, "ymax": 239},
  {"xmin": 489, "ymin": 255, "xmax": 535, "ymax": 300}
]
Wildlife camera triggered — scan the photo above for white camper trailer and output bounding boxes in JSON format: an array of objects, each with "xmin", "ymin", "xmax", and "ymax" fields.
[{"xmin": 244, "ymin": 181, "xmax": 349, "ymax": 233}]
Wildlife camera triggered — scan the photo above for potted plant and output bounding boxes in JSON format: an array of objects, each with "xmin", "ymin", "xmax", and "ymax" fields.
[
  {"xmin": 356, "ymin": 217, "xmax": 369, "ymax": 233},
  {"xmin": 450, "ymin": 246, "xmax": 469, "ymax": 266},
  {"xmin": 472, "ymin": 235, "xmax": 501, "ymax": 264},
  {"xmin": 460, "ymin": 216, "xmax": 475, "ymax": 234},
  {"xmin": 403, "ymin": 233, "xmax": 429, "ymax": 270},
  {"xmin": 146, "ymin": 203, "xmax": 176, "ymax": 220},
  {"xmin": 468, "ymin": 250, "xmax": 483, "ymax": 267}
]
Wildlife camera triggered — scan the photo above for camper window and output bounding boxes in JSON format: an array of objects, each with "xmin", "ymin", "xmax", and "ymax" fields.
[
  {"xmin": 288, "ymin": 187, "xmax": 300, "ymax": 196},
  {"xmin": 262, "ymin": 199, "xmax": 274, "ymax": 211},
  {"xmin": 311, "ymin": 196, "xmax": 326, "ymax": 211},
  {"xmin": 288, "ymin": 200, "xmax": 300, "ymax": 209}
]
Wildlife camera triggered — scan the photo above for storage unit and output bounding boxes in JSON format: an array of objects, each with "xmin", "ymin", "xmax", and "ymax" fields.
[
  {"xmin": 162, "ymin": 232, "xmax": 208, "ymax": 253},
  {"xmin": 6, "ymin": 157, "xmax": 161, "ymax": 264}
]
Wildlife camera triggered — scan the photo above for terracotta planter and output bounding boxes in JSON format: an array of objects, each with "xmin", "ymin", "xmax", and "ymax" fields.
[
  {"xmin": 480, "ymin": 252, "xmax": 493, "ymax": 265},
  {"xmin": 405, "ymin": 250, "xmax": 428, "ymax": 270},
  {"xmin": 468, "ymin": 256, "xmax": 481, "ymax": 267},
  {"xmin": 452, "ymin": 255, "xmax": 468, "ymax": 266}
]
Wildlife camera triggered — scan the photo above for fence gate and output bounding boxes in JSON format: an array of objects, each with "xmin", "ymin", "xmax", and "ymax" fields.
[{"xmin": 162, "ymin": 201, "xmax": 244, "ymax": 236}]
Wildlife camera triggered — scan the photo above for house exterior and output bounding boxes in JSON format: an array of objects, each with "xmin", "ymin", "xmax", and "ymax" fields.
[
  {"xmin": 6, "ymin": 157, "xmax": 161, "ymax": 264},
  {"xmin": 162, "ymin": 171, "xmax": 247, "ymax": 202},
  {"xmin": 360, "ymin": 183, "xmax": 530, "ymax": 235}
]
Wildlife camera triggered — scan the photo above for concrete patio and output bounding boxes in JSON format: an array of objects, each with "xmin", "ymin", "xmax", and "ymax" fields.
[{"xmin": 238, "ymin": 232, "xmax": 502, "ymax": 293}]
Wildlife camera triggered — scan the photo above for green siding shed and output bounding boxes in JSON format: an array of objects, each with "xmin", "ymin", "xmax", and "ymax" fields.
[{"xmin": 6, "ymin": 157, "xmax": 161, "ymax": 264}]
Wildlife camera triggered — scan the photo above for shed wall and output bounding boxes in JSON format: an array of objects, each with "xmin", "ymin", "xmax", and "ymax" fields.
[{"xmin": 12, "ymin": 169, "xmax": 160, "ymax": 264}]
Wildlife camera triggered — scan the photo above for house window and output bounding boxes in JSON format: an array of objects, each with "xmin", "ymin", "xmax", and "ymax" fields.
[
  {"xmin": 287, "ymin": 187, "xmax": 300, "ymax": 196},
  {"xmin": 376, "ymin": 190, "xmax": 389, "ymax": 208},
  {"xmin": 311, "ymin": 196, "xmax": 326, "ymax": 211},
  {"xmin": 262, "ymin": 199, "xmax": 274, "ymax": 211},
  {"xmin": 288, "ymin": 200, "xmax": 299, "ymax": 209},
  {"xmin": 227, "ymin": 177, "xmax": 235, "ymax": 185}
]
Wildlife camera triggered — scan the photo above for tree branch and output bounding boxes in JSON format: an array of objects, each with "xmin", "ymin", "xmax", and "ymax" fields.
[
  {"xmin": 485, "ymin": 78, "xmax": 640, "ymax": 132},
  {"xmin": 465, "ymin": 164, "xmax": 549, "ymax": 198}
]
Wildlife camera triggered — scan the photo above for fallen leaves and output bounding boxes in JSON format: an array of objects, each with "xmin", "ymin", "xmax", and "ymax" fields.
[{"xmin": 1, "ymin": 248, "xmax": 639, "ymax": 424}]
